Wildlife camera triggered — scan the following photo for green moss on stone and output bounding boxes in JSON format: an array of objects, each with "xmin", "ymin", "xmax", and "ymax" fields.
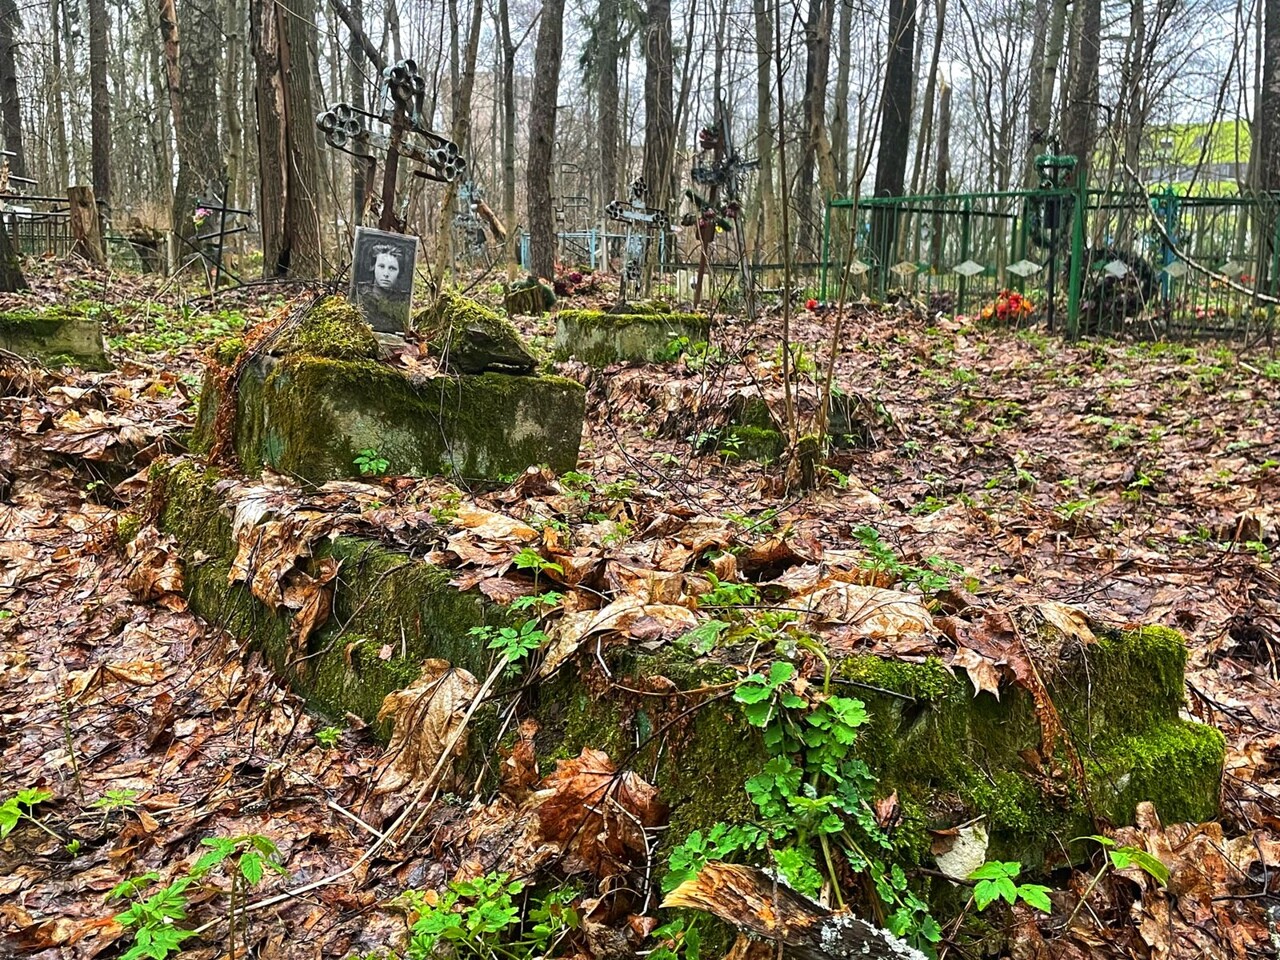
[
  {"xmin": 554, "ymin": 310, "xmax": 712, "ymax": 366},
  {"xmin": 724, "ymin": 426, "xmax": 783, "ymax": 462},
  {"xmin": 0, "ymin": 304, "xmax": 110, "ymax": 370},
  {"xmin": 415, "ymin": 291, "xmax": 535, "ymax": 374},
  {"xmin": 212, "ymin": 336, "xmax": 246, "ymax": 366},
  {"xmin": 196, "ymin": 354, "xmax": 584, "ymax": 484},
  {"xmin": 150, "ymin": 458, "xmax": 1224, "ymax": 885},
  {"xmin": 115, "ymin": 512, "xmax": 142, "ymax": 544},
  {"xmin": 280, "ymin": 295, "xmax": 378, "ymax": 360}
]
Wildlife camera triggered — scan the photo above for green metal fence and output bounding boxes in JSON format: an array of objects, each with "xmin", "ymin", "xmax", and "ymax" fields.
[{"xmin": 822, "ymin": 187, "xmax": 1280, "ymax": 341}]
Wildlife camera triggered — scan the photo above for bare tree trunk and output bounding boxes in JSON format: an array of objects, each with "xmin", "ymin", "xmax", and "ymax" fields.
[
  {"xmin": 930, "ymin": 79, "xmax": 950, "ymax": 268},
  {"xmin": 795, "ymin": 0, "xmax": 833, "ymax": 257},
  {"xmin": 526, "ymin": 0, "xmax": 566, "ymax": 279},
  {"xmin": 172, "ymin": 0, "xmax": 223, "ymax": 250},
  {"xmin": 251, "ymin": 0, "xmax": 323, "ymax": 276},
  {"xmin": 831, "ymin": 0, "xmax": 852, "ymax": 195},
  {"xmin": 871, "ymin": 0, "xmax": 916, "ymax": 269},
  {"xmin": 498, "ymin": 0, "xmax": 517, "ymax": 271},
  {"xmin": 598, "ymin": 0, "xmax": 620, "ymax": 213},
  {"xmin": 1061, "ymin": 0, "xmax": 1100, "ymax": 187},
  {"xmin": 1261, "ymin": 0, "xmax": 1279, "ymax": 192},
  {"xmin": 751, "ymin": 0, "xmax": 776, "ymax": 261},
  {"xmin": 87, "ymin": 0, "xmax": 110, "ymax": 206},
  {"xmin": 643, "ymin": 0, "xmax": 674, "ymax": 221},
  {"xmin": 0, "ymin": 0, "xmax": 26, "ymax": 178},
  {"xmin": 156, "ymin": 0, "xmax": 183, "ymax": 134},
  {"xmin": 49, "ymin": 0, "xmax": 70, "ymax": 190},
  {"xmin": 224, "ymin": 0, "xmax": 244, "ymax": 207},
  {"xmin": 908, "ymin": 0, "xmax": 946, "ymax": 197},
  {"xmin": 347, "ymin": 0, "xmax": 368, "ymax": 225},
  {"xmin": 0, "ymin": 216, "xmax": 26, "ymax": 291},
  {"xmin": 145, "ymin": 0, "xmax": 175, "ymax": 209},
  {"xmin": 432, "ymin": 0, "xmax": 483, "ymax": 285}
]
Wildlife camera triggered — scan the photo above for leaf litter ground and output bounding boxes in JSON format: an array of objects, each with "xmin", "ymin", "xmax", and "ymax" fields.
[{"xmin": 0, "ymin": 261, "xmax": 1277, "ymax": 959}]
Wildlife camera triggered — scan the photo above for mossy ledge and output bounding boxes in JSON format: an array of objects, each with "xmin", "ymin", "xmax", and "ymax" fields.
[
  {"xmin": 554, "ymin": 309, "xmax": 711, "ymax": 366},
  {"xmin": 192, "ymin": 354, "xmax": 584, "ymax": 484},
  {"xmin": 150, "ymin": 457, "xmax": 1223, "ymax": 881},
  {"xmin": 0, "ymin": 305, "xmax": 111, "ymax": 370}
]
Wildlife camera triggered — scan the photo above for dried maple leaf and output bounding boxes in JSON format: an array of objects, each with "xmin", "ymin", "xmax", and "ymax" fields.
[
  {"xmin": 124, "ymin": 525, "xmax": 184, "ymax": 603},
  {"xmin": 536, "ymin": 747, "xmax": 665, "ymax": 877},
  {"xmin": 374, "ymin": 660, "xmax": 479, "ymax": 794}
]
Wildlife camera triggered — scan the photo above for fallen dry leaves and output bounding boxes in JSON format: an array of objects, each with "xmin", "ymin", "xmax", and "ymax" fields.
[{"xmin": 0, "ymin": 265, "xmax": 1277, "ymax": 959}]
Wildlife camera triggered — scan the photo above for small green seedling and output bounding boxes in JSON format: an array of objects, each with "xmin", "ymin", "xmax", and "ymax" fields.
[
  {"xmin": 354, "ymin": 448, "xmax": 390, "ymax": 477},
  {"xmin": 0, "ymin": 788, "xmax": 59, "ymax": 841},
  {"xmin": 315, "ymin": 726, "xmax": 343, "ymax": 748},
  {"xmin": 968, "ymin": 860, "xmax": 1052, "ymax": 913}
]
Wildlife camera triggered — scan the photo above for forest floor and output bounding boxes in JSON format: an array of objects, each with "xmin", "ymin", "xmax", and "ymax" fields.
[{"xmin": 1, "ymin": 259, "xmax": 1278, "ymax": 959}]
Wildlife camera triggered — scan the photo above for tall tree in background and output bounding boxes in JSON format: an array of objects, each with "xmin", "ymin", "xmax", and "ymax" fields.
[
  {"xmin": 432, "ymin": 0, "xmax": 483, "ymax": 283},
  {"xmin": 251, "ymin": 0, "xmax": 323, "ymax": 276},
  {"xmin": 171, "ymin": 0, "xmax": 221, "ymax": 245},
  {"xmin": 597, "ymin": 0, "xmax": 621, "ymax": 211},
  {"xmin": 794, "ymin": 0, "xmax": 833, "ymax": 256},
  {"xmin": 87, "ymin": 0, "xmax": 110, "ymax": 203},
  {"xmin": 1261, "ymin": 0, "xmax": 1279, "ymax": 192},
  {"xmin": 751, "ymin": 0, "xmax": 777, "ymax": 260},
  {"xmin": 831, "ymin": 0, "xmax": 852, "ymax": 195},
  {"xmin": 498, "ymin": 0, "xmax": 518, "ymax": 267},
  {"xmin": 1061, "ymin": 0, "xmax": 1101, "ymax": 186},
  {"xmin": 526, "ymin": 0, "xmax": 566, "ymax": 279},
  {"xmin": 348, "ymin": 0, "xmax": 367, "ymax": 223},
  {"xmin": 871, "ymin": 0, "xmax": 916, "ymax": 265},
  {"xmin": 0, "ymin": 0, "xmax": 25, "ymax": 178},
  {"xmin": 643, "ymin": 0, "xmax": 674, "ymax": 219}
]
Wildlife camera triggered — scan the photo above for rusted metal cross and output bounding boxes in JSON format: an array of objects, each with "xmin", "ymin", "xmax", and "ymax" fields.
[
  {"xmin": 316, "ymin": 58, "xmax": 464, "ymax": 233},
  {"xmin": 605, "ymin": 177, "xmax": 669, "ymax": 302}
]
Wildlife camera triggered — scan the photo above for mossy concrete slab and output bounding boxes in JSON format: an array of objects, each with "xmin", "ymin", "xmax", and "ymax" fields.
[
  {"xmin": 0, "ymin": 307, "xmax": 110, "ymax": 370},
  {"xmin": 416, "ymin": 291, "xmax": 536, "ymax": 374},
  {"xmin": 555, "ymin": 309, "xmax": 711, "ymax": 366},
  {"xmin": 194, "ymin": 354, "xmax": 584, "ymax": 484},
  {"xmin": 151, "ymin": 459, "xmax": 1223, "ymax": 877}
]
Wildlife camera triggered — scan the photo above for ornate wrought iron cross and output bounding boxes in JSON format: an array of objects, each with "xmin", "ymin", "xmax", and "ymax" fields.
[
  {"xmin": 688, "ymin": 104, "xmax": 757, "ymax": 316},
  {"xmin": 605, "ymin": 177, "xmax": 669, "ymax": 302},
  {"xmin": 316, "ymin": 59, "xmax": 465, "ymax": 233}
]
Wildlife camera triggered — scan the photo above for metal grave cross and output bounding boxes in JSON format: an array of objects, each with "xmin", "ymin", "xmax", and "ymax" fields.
[
  {"xmin": 606, "ymin": 177, "xmax": 669, "ymax": 301},
  {"xmin": 688, "ymin": 105, "xmax": 758, "ymax": 314},
  {"xmin": 316, "ymin": 58, "xmax": 464, "ymax": 233}
]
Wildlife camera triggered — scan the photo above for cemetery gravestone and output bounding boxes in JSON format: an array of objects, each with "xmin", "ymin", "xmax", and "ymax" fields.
[{"xmin": 197, "ymin": 294, "xmax": 583, "ymax": 484}]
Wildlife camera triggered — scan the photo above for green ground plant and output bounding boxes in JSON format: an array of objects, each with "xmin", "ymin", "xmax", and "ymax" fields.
[
  {"xmin": 664, "ymin": 658, "xmax": 942, "ymax": 952},
  {"xmin": 108, "ymin": 832, "xmax": 288, "ymax": 960}
]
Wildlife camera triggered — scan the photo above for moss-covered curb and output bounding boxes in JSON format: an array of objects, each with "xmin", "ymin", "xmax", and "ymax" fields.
[
  {"xmin": 0, "ymin": 306, "xmax": 110, "ymax": 370},
  {"xmin": 554, "ymin": 309, "xmax": 711, "ymax": 366},
  {"xmin": 193, "ymin": 354, "xmax": 584, "ymax": 484},
  {"xmin": 151, "ymin": 458, "xmax": 1224, "ymax": 878}
]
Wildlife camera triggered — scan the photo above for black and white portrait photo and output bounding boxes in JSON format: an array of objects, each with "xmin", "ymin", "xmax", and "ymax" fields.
[{"xmin": 349, "ymin": 227, "xmax": 418, "ymax": 332}]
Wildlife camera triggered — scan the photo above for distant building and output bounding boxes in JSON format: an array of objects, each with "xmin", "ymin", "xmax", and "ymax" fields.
[{"xmin": 1138, "ymin": 121, "xmax": 1252, "ymax": 192}]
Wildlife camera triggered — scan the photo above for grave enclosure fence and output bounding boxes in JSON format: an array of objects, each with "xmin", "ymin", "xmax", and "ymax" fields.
[{"xmin": 822, "ymin": 188, "xmax": 1280, "ymax": 343}]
